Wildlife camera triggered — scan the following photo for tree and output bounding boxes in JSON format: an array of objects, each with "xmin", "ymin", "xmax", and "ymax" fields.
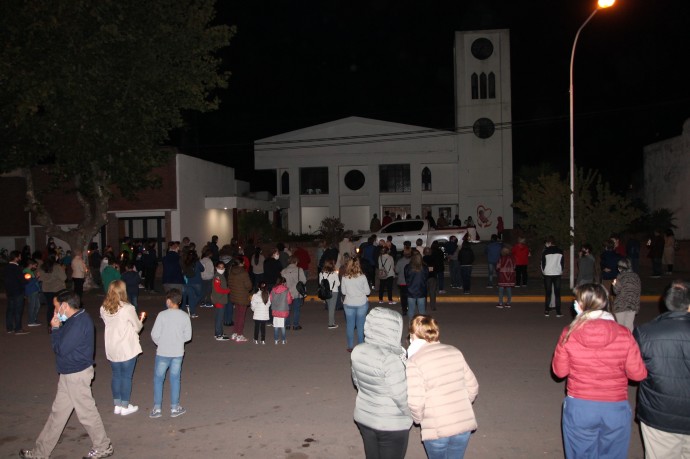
[
  {"xmin": 237, "ymin": 212, "xmax": 273, "ymax": 245},
  {"xmin": 0, "ymin": 0, "xmax": 234, "ymax": 251},
  {"xmin": 513, "ymin": 169, "xmax": 641, "ymax": 254},
  {"xmin": 318, "ymin": 217, "xmax": 345, "ymax": 246}
]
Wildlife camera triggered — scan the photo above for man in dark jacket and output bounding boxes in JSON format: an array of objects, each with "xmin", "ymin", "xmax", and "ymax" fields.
[
  {"xmin": 20, "ymin": 290, "xmax": 113, "ymax": 459},
  {"xmin": 633, "ymin": 280, "xmax": 690, "ymax": 458},
  {"xmin": 162, "ymin": 242, "xmax": 185, "ymax": 293},
  {"xmin": 4, "ymin": 250, "xmax": 28, "ymax": 334}
]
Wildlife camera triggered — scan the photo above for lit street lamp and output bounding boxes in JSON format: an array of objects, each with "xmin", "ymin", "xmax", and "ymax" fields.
[{"xmin": 569, "ymin": 0, "xmax": 616, "ymax": 288}]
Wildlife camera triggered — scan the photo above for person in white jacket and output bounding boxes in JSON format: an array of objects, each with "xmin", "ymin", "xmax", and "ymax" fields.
[
  {"xmin": 340, "ymin": 257, "xmax": 371, "ymax": 352},
  {"xmin": 100, "ymin": 280, "xmax": 144, "ymax": 416},
  {"xmin": 319, "ymin": 258, "xmax": 341, "ymax": 329},
  {"xmin": 251, "ymin": 282, "xmax": 271, "ymax": 344}
]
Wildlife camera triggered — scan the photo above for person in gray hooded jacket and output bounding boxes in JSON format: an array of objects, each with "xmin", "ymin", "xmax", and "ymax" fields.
[{"xmin": 351, "ymin": 307, "xmax": 412, "ymax": 458}]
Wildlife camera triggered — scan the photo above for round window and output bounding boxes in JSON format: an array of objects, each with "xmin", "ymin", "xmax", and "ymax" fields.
[
  {"xmin": 344, "ymin": 169, "xmax": 365, "ymax": 191},
  {"xmin": 473, "ymin": 118, "xmax": 495, "ymax": 139},
  {"xmin": 471, "ymin": 38, "xmax": 493, "ymax": 60}
]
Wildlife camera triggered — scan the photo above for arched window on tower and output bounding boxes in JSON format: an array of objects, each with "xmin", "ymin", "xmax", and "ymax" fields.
[
  {"xmin": 422, "ymin": 167, "xmax": 432, "ymax": 191},
  {"xmin": 281, "ymin": 171, "xmax": 289, "ymax": 195},
  {"xmin": 479, "ymin": 72, "xmax": 487, "ymax": 99},
  {"xmin": 488, "ymin": 72, "xmax": 496, "ymax": 99},
  {"xmin": 471, "ymin": 73, "xmax": 479, "ymax": 99}
]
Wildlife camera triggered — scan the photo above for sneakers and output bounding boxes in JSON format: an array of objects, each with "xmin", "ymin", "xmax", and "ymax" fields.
[
  {"xmin": 234, "ymin": 335, "xmax": 248, "ymax": 343},
  {"xmin": 388, "ymin": 301, "xmax": 397, "ymax": 305},
  {"xmin": 231, "ymin": 333, "xmax": 238, "ymax": 340},
  {"xmin": 378, "ymin": 301, "xmax": 385, "ymax": 304},
  {"xmin": 328, "ymin": 324, "xmax": 339, "ymax": 329},
  {"xmin": 120, "ymin": 404, "xmax": 138, "ymax": 416},
  {"xmin": 170, "ymin": 406, "xmax": 186, "ymax": 418},
  {"xmin": 505, "ymin": 304, "xmax": 512, "ymax": 308},
  {"xmin": 275, "ymin": 340, "xmax": 279, "ymax": 345},
  {"xmin": 215, "ymin": 335, "xmax": 230, "ymax": 341},
  {"xmin": 19, "ymin": 449, "xmax": 47, "ymax": 458},
  {"xmin": 496, "ymin": 304, "xmax": 504, "ymax": 309},
  {"xmin": 190, "ymin": 314, "xmax": 199, "ymax": 319},
  {"xmin": 556, "ymin": 314, "xmax": 564, "ymax": 318},
  {"xmin": 261, "ymin": 341, "xmax": 265, "ymax": 345},
  {"xmin": 14, "ymin": 329, "xmax": 30, "ymax": 335},
  {"xmin": 82, "ymin": 443, "xmax": 114, "ymax": 458},
  {"xmin": 114, "ymin": 406, "xmax": 121, "ymax": 415},
  {"xmin": 293, "ymin": 325, "xmax": 303, "ymax": 331},
  {"xmin": 254, "ymin": 340, "xmax": 259, "ymax": 344},
  {"xmin": 28, "ymin": 322, "xmax": 42, "ymax": 327},
  {"xmin": 282, "ymin": 340, "xmax": 286, "ymax": 345},
  {"xmin": 149, "ymin": 407, "xmax": 162, "ymax": 418},
  {"xmin": 438, "ymin": 290, "xmax": 446, "ymax": 294},
  {"xmin": 544, "ymin": 312, "xmax": 550, "ymax": 317}
]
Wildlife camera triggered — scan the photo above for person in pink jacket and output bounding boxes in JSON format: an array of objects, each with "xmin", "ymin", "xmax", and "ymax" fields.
[
  {"xmin": 406, "ymin": 315, "xmax": 479, "ymax": 458},
  {"xmin": 551, "ymin": 283, "xmax": 647, "ymax": 459}
]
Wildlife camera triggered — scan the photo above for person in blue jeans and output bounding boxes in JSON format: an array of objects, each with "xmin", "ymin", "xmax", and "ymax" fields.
[
  {"xmin": 150, "ymin": 289, "xmax": 192, "ymax": 418},
  {"xmin": 340, "ymin": 258, "xmax": 371, "ymax": 352},
  {"xmin": 485, "ymin": 234, "xmax": 502, "ymax": 288},
  {"xmin": 404, "ymin": 252, "xmax": 429, "ymax": 319}
]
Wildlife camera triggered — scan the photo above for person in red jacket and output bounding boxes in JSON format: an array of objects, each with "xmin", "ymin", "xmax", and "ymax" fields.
[
  {"xmin": 551, "ymin": 283, "xmax": 647, "ymax": 459},
  {"xmin": 511, "ymin": 237, "xmax": 529, "ymax": 288}
]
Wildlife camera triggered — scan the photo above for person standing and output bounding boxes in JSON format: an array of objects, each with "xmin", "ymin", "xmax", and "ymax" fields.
[
  {"xmin": 458, "ymin": 236, "xmax": 475, "ymax": 295},
  {"xmin": 446, "ymin": 235, "xmax": 461, "ymax": 290},
  {"xmin": 405, "ymin": 251, "xmax": 429, "ymax": 319},
  {"xmin": 395, "ymin": 249, "xmax": 412, "ymax": 316},
  {"xmin": 485, "ymin": 235, "xmax": 502, "ymax": 288},
  {"xmin": 20, "ymin": 290, "xmax": 113, "ymax": 459},
  {"xmin": 38, "ymin": 257, "xmax": 67, "ymax": 329},
  {"xmin": 263, "ymin": 248, "xmax": 283, "ymax": 291},
  {"xmin": 100, "ymin": 281, "xmax": 143, "ymax": 417},
  {"xmin": 162, "ymin": 241, "xmax": 185, "ymax": 292},
  {"xmin": 634, "ymin": 280, "xmax": 690, "ymax": 459},
  {"xmin": 551, "ymin": 283, "xmax": 647, "ymax": 459},
  {"xmin": 648, "ymin": 230, "xmax": 665, "ymax": 278},
  {"xmin": 319, "ymin": 258, "xmax": 341, "ymax": 329},
  {"xmin": 541, "ymin": 236, "xmax": 564, "ymax": 317},
  {"xmin": 251, "ymin": 282, "xmax": 271, "ymax": 344},
  {"xmin": 250, "ymin": 247, "xmax": 265, "ymax": 292},
  {"xmin": 406, "ymin": 315, "xmax": 479, "ymax": 459},
  {"xmin": 120, "ymin": 262, "xmax": 142, "ymax": 311},
  {"xmin": 200, "ymin": 248, "xmax": 215, "ymax": 306},
  {"xmin": 149, "ymin": 288, "xmax": 192, "ymax": 419},
  {"xmin": 101, "ymin": 258, "xmax": 121, "ymax": 294},
  {"xmin": 340, "ymin": 257, "xmax": 371, "ymax": 352},
  {"xmin": 88, "ymin": 244, "xmax": 103, "ymax": 289},
  {"xmin": 512, "ymin": 237, "xmax": 530, "ymax": 288},
  {"xmin": 228, "ymin": 258, "xmax": 252, "ymax": 342},
  {"xmin": 141, "ymin": 241, "xmax": 158, "ymax": 293},
  {"xmin": 281, "ymin": 255, "xmax": 306, "ymax": 331},
  {"xmin": 351, "ymin": 307, "xmax": 412, "ymax": 459},
  {"xmin": 576, "ymin": 244, "xmax": 596, "ymax": 286},
  {"xmin": 422, "ymin": 248, "xmax": 438, "ymax": 312},
  {"xmin": 377, "ymin": 247, "xmax": 396, "ymax": 305},
  {"xmin": 4, "ymin": 250, "xmax": 28, "ymax": 334},
  {"xmin": 211, "ymin": 261, "xmax": 231, "ymax": 341},
  {"xmin": 369, "ymin": 213, "xmax": 382, "ymax": 232},
  {"xmin": 71, "ymin": 250, "xmax": 87, "ymax": 305},
  {"xmin": 600, "ymin": 240, "xmax": 621, "ymax": 294},
  {"xmin": 611, "ymin": 258, "xmax": 641, "ymax": 331},
  {"xmin": 662, "ymin": 229, "xmax": 676, "ymax": 275},
  {"xmin": 496, "ymin": 247, "xmax": 516, "ymax": 309}
]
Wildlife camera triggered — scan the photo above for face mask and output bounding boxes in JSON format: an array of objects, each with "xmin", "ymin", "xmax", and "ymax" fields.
[
  {"xmin": 58, "ymin": 306, "xmax": 68, "ymax": 322},
  {"xmin": 273, "ymin": 254, "xmax": 279, "ymax": 260},
  {"xmin": 573, "ymin": 300, "xmax": 582, "ymax": 315},
  {"xmin": 217, "ymin": 269, "xmax": 225, "ymax": 275}
]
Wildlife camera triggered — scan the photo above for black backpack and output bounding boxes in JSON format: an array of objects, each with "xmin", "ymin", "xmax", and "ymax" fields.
[{"xmin": 317, "ymin": 278, "xmax": 332, "ymax": 300}]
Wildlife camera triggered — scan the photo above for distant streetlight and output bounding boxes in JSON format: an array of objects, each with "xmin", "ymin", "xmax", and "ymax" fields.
[{"xmin": 569, "ymin": 0, "xmax": 616, "ymax": 288}]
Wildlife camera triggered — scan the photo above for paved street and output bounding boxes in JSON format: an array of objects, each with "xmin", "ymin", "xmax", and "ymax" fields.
[{"xmin": 0, "ymin": 277, "xmax": 673, "ymax": 458}]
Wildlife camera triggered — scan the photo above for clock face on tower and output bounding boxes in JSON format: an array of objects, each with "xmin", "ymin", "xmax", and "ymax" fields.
[
  {"xmin": 473, "ymin": 118, "xmax": 495, "ymax": 139},
  {"xmin": 471, "ymin": 38, "xmax": 493, "ymax": 60}
]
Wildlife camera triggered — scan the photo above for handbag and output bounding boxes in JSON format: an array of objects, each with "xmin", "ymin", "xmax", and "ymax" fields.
[{"xmin": 377, "ymin": 258, "xmax": 388, "ymax": 280}]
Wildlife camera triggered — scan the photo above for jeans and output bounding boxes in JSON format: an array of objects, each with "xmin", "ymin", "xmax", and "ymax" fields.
[
  {"xmin": 515, "ymin": 265, "xmax": 528, "ymax": 286},
  {"xmin": 233, "ymin": 303, "xmax": 248, "ymax": 336},
  {"xmin": 378, "ymin": 277, "xmax": 394, "ymax": 301},
  {"xmin": 129, "ymin": 294, "xmax": 138, "ymax": 311},
  {"xmin": 487, "ymin": 263, "xmax": 496, "ymax": 286},
  {"xmin": 407, "ymin": 297, "xmax": 426, "ymax": 318},
  {"xmin": 224, "ymin": 302, "xmax": 234, "ymax": 325},
  {"xmin": 201, "ymin": 279, "xmax": 212, "ymax": 304},
  {"xmin": 287, "ymin": 297, "xmax": 303, "ymax": 327},
  {"xmin": 6, "ymin": 294, "xmax": 24, "ymax": 332},
  {"xmin": 460, "ymin": 266, "xmax": 472, "ymax": 293},
  {"xmin": 325, "ymin": 294, "xmax": 338, "ymax": 326},
  {"xmin": 215, "ymin": 307, "xmax": 225, "ymax": 337},
  {"xmin": 449, "ymin": 260, "xmax": 461, "ymax": 288},
  {"xmin": 273, "ymin": 325, "xmax": 287, "ymax": 341},
  {"xmin": 344, "ymin": 304, "xmax": 368, "ymax": 349},
  {"xmin": 498, "ymin": 286, "xmax": 512, "ymax": 305},
  {"xmin": 27, "ymin": 292, "xmax": 41, "ymax": 324},
  {"xmin": 110, "ymin": 356, "xmax": 138, "ymax": 406},
  {"xmin": 153, "ymin": 355, "xmax": 183, "ymax": 409},
  {"xmin": 562, "ymin": 396, "xmax": 632, "ymax": 459},
  {"xmin": 427, "ymin": 277, "xmax": 438, "ymax": 310},
  {"xmin": 186, "ymin": 283, "xmax": 201, "ymax": 315},
  {"xmin": 356, "ymin": 421, "xmax": 409, "ymax": 459},
  {"xmin": 424, "ymin": 431, "xmax": 472, "ymax": 459},
  {"xmin": 544, "ymin": 276, "xmax": 562, "ymax": 314}
]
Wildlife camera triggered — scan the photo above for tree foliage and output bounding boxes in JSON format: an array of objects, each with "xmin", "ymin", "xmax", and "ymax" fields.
[
  {"xmin": 318, "ymin": 217, "xmax": 345, "ymax": 246},
  {"xmin": 513, "ymin": 169, "xmax": 641, "ymax": 254},
  {"xmin": 237, "ymin": 212, "xmax": 273, "ymax": 244},
  {"xmin": 0, "ymin": 0, "xmax": 234, "ymax": 250}
]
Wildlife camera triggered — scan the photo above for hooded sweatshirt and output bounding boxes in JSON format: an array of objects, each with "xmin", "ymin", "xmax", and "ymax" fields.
[
  {"xmin": 100, "ymin": 301, "xmax": 143, "ymax": 362},
  {"xmin": 351, "ymin": 307, "xmax": 412, "ymax": 431},
  {"xmin": 269, "ymin": 284, "xmax": 292, "ymax": 318}
]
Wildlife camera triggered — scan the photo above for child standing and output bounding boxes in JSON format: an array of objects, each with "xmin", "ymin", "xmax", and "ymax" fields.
[
  {"xmin": 121, "ymin": 262, "xmax": 142, "ymax": 310},
  {"xmin": 150, "ymin": 288, "xmax": 192, "ymax": 418},
  {"xmin": 211, "ymin": 261, "xmax": 231, "ymax": 341},
  {"xmin": 496, "ymin": 247, "xmax": 516, "ymax": 308},
  {"xmin": 24, "ymin": 259, "xmax": 42, "ymax": 327},
  {"xmin": 269, "ymin": 276, "xmax": 292, "ymax": 344},
  {"xmin": 251, "ymin": 282, "xmax": 271, "ymax": 344}
]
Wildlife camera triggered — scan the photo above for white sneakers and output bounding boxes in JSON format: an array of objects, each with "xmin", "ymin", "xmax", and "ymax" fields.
[{"xmin": 115, "ymin": 404, "xmax": 138, "ymax": 416}]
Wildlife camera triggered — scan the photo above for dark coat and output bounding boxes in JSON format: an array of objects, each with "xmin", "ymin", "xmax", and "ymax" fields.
[{"xmin": 405, "ymin": 264, "xmax": 429, "ymax": 298}]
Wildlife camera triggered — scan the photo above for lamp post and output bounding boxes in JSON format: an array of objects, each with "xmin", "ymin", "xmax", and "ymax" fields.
[{"xmin": 569, "ymin": 0, "xmax": 615, "ymax": 289}]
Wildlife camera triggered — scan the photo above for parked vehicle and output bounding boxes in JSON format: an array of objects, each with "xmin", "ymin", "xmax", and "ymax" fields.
[{"xmin": 357, "ymin": 219, "xmax": 478, "ymax": 249}]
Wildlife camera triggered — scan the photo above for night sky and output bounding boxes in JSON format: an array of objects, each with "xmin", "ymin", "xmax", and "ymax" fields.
[{"xmin": 172, "ymin": 0, "xmax": 690, "ymax": 195}]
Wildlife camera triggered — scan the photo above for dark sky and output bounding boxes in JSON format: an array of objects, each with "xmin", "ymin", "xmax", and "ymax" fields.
[{"xmin": 172, "ymin": 0, "xmax": 690, "ymax": 194}]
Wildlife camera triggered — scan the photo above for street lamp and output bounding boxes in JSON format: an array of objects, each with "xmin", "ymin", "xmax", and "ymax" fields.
[{"xmin": 569, "ymin": 0, "xmax": 615, "ymax": 289}]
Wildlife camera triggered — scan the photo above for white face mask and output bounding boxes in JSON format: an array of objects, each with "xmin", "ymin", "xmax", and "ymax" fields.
[
  {"xmin": 273, "ymin": 254, "xmax": 279, "ymax": 260},
  {"xmin": 573, "ymin": 300, "xmax": 583, "ymax": 315},
  {"xmin": 217, "ymin": 269, "xmax": 225, "ymax": 275}
]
